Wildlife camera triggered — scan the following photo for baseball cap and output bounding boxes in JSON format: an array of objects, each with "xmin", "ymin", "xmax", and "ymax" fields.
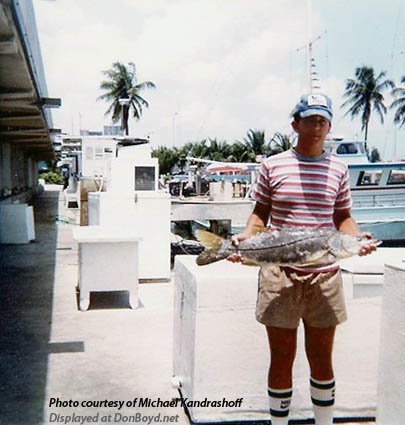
[{"xmin": 292, "ymin": 93, "xmax": 333, "ymax": 122}]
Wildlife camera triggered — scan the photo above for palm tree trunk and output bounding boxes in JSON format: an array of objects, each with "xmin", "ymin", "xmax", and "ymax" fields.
[
  {"xmin": 121, "ymin": 106, "xmax": 129, "ymax": 135},
  {"xmin": 364, "ymin": 120, "xmax": 368, "ymax": 154}
]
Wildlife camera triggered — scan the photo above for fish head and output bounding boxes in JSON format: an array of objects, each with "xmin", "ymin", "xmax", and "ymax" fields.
[{"xmin": 338, "ymin": 233, "xmax": 380, "ymax": 258}]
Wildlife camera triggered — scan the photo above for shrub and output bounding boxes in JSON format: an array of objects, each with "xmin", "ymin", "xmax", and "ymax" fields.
[{"xmin": 41, "ymin": 171, "xmax": 64, "ymax": 185}]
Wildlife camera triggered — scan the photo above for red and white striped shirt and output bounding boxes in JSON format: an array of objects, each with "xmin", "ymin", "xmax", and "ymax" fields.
[{"xmin": 252, "ymin": 148, "xmax": 352, "ymax": 272}]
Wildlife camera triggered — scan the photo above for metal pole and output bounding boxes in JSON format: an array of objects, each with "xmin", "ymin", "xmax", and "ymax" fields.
[{"xmin": 307, "ymin": 0, "xmax": 313, "ymax": 93}]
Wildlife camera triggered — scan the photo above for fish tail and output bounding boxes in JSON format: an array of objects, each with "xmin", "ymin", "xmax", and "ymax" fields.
[{"xmin": 195, "ymin": 230, "xmax": 228, "ymax": 265}]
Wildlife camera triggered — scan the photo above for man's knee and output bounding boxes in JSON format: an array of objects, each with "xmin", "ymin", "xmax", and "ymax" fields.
[{"xmin": 270, "ymin": 346, "xmax": 296, "ymax": 367}]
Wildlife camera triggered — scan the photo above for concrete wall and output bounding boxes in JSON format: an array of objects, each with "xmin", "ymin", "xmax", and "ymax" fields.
[
  {"xmin": 1, "ymin": 143, "xmax": 11, "ymax": 192},
  {"xmin": 10, "ymin": 144, "xmax": 26, "ymax": 189},
  {"xmin": 0, "ymin": 142, "xmax": 40, "ymax": 202}
]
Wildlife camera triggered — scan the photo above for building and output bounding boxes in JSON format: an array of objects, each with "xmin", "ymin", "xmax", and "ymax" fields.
[
  {"xmin": 0, "ymin": 0, "xmax": 60, "ymax": 203},
  {"xmin": 104, "ymin": 125, "xmax": 124, "ymax": 136},
  {"xmin": 80, "ymin": 129, "xmax": 103, "ymax": 136}
]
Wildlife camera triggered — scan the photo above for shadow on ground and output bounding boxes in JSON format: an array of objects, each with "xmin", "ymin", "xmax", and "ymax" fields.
[{"xmin": 0, "ymin": 190, "xmax": 58, "ymax": 425}]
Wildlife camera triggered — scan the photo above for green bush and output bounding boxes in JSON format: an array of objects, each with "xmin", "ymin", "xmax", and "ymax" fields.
[{"xmin": 41, "ymin": 171, "xmax": 64, "ymax": 185}]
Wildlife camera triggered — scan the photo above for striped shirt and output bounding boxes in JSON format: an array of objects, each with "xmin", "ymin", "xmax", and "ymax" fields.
[{"xmin": 252, "ymin": 148, "xmax": 352, "ymax": 272}]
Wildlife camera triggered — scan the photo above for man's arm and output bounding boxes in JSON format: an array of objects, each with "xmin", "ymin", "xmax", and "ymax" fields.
[
  {"xmin": 333, "ymin": 209, "xmax": 377, "ymax": 256},
  {"xmin": 236, "ymin": 202, "xmax": 271, "ymax": 239},
  {"xmin": 333, "ymin": 209, "xmax": 361, "ymax": 235}
]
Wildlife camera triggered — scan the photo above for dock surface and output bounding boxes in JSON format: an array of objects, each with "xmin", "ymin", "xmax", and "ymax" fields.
[{"xmin": 0, "ymin": 186, "xmax": 381, "ymax": 425}]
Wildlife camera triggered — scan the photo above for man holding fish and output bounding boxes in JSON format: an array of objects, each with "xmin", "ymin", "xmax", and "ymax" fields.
[{"xmin": 227, "ymin": 93, "xmax": 378, "ymax": 425}]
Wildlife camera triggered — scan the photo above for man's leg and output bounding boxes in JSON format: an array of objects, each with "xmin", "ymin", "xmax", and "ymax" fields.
[
  {"xmin": 266, "ymin": 326, "xmax": 297, "ymax": 425},
  {"xmin": 304, "ymin": 323, "xmax": 336, "ymax": 425}
]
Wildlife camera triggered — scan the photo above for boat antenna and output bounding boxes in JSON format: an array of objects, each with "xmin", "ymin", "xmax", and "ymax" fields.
[
  {"xmin": 296, "ymin": 0, "xmax": 322, "ymax": 93},
  {"xmin": 296, "ymin": 35, "xmax": 322, "ymax": 94}
]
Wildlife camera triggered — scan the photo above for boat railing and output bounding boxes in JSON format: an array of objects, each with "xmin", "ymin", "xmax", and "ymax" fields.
[{"xmin": 352, "ymin": 192, "xmax": 405, "ymax": 208}]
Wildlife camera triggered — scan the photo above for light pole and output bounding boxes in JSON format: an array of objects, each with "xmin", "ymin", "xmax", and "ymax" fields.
[{"xmin": 172, "ymin": 112, "xmax": 179, "ymax": 147}]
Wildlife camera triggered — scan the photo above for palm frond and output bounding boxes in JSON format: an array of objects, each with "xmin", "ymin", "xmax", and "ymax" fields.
[
  {"xmin": 133, "ymin": 94, "xmax": 149, "ymax": 108},
  {"xmin": 136, "ymin": 81, "xmax": 156, "ymax": 90}
]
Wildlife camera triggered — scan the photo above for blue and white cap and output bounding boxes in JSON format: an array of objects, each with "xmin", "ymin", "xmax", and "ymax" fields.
[{"xmin": 292, "ymin": 93, "xmax": 333, "ymax": 122}]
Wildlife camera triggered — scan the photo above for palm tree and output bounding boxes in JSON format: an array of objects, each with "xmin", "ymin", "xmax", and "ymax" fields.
[
  {"xmin": 230, "ymin": 141, "xmax": 249, "ymax": 162},
  {"xmin": 244, "ymin": 129, "xmax": 268, "ymax": 154},
  {"xmin": 98, "ymin": 62, "xmax": 155, "ymax": 135},
  {"xmin": 341, "ymin": 66, "xmax": 394, "ymax": 142},
  {"xmin": 390, "ymin": 75, "xmax": 405, "ymax": 128},
  {"xmin": 207, "ymin": 138, "xmax": 233, "ymax": 161},
  {"xmin": 237, "ymin": 129, "xmax": 271, "ymax": 162},
  {"xmin": 151, "ymin": 146, "xmax": 179, "ymax": 175},
  {"xmin": 181, "ymin": 140, "xmax": 210, "ymax": 160},
  {"xmin": 269, "ymin": 132, "xmax": 293, "ymax": 154}
]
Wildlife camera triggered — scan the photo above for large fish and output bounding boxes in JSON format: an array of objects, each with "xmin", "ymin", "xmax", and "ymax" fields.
[{"xmin": 195, "ymin": 227, "xmax": 380, "ymax": 266}]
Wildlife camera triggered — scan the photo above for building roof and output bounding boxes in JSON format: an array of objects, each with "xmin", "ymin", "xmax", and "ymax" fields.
[{"xmin": 0, "ymin": 0, "xmax": 60, "ymax": 159}]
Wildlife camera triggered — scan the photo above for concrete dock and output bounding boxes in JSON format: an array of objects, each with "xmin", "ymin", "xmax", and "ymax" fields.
[
  {"xmin": 0, "ymin": 186, "xmax": 380, "ymax": 425},
  {"xmin": 0, "ymin": 187, "xmax": 187, "ymax": 425}
]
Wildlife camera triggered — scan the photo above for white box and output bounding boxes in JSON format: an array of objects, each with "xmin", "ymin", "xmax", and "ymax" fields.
[
  {"xmin": 88, "ymin": 192, "xmax": 170, "ymax": 280},
  {"xmin": 73, "ymin": 226, "xmax": 141, "ymax": 311},
  {"xmin": 377, "ymin": 263, "xmax": 405, "ymax": 425},
  {"xmin": 0, "ymin": 203, "xmax": 35, "ymax": 244}
]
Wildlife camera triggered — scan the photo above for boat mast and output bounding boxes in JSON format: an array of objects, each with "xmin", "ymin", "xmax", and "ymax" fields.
[{"xmin": 306, "ymin": 0, "xmax": 321, "ymax": 93}]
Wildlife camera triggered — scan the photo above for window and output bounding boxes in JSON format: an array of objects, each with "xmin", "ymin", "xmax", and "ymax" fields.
[
  {"xmin": 387, "ymin": 169, "xmax": 405, "ymax": 185},
  {"xmin": 135, "ymin": 166, "xmax": 155, "ymax": 191},
  {"xmin": 356, "ymin": 170, "xmax": 382, "ymax": 186},
  {"xmin": 85, "ymin": 146, "xmax": 93, "ymax": 160},
  {"xmin": 337, "ymin": 143, "xmax": 358, "ymax": 155},
  {"xmin": 94, "ymin": 145, "xmax": 104, "ymax": 159}
]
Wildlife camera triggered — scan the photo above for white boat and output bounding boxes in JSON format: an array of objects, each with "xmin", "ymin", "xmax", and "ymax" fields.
[{"xmin": 326, "ymin": 138, "xmax": 405, "ymax": 243}]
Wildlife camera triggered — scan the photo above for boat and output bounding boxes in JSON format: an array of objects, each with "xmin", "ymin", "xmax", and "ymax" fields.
[{"xmin": 325, "ymin": 137, "xmax": 405, "ymax": 244}]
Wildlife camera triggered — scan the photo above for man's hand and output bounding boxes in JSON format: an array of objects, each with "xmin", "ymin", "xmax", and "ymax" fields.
[
  {"xmin": 358, "ymin": 232, "xmax": 380, "ymax": 256},
  {"xmin": 227, "ymin": 233, "xmax": 250, "ymax": 263}
]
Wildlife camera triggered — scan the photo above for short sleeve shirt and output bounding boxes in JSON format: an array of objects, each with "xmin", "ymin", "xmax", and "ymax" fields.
[{"xmin": 252, "ymin": 148, "xmax": 352, "ymax": 271}]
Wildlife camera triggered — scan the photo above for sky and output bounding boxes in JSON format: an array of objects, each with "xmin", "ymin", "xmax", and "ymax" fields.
[{"xmin": 34, "ymin": 0, "xmax": 405, "ymax": 160}]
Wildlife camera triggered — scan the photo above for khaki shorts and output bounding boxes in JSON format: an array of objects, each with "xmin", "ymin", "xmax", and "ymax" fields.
[{"xmin": 256, "ymin": 266, "xmax": 347, "ymax": 329}]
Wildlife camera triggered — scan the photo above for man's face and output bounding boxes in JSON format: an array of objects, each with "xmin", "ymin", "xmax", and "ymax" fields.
[{"xmin": 292, "ymin": 115, "xmax": 331, "ymax": 142}]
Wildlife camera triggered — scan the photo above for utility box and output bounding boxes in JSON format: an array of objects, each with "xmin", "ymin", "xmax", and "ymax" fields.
[
  {"xmin": 173, "ymin": 256, "xmax": 269, "ymax": 423},
  {"xmin": 88, "ymin": 191, "xmax": 170, "ymax": 280},
  {"xmin": 0, "ymin": 203, "xmax": 35, "ymax": 244},
  {"xmin": 80, "ymin": 137, "xmax": 116, "ymax": 188},
  {"xmin": 87, "ymin": 141, "xmax": 171, "ymax": 280},
  {"xmin": 209, "ymin": 181, "xmax": 233, "ymax": 201},
  {"xmin": 73, "ymin": 226, "xmax": 141, "ymax": 311},
  {"xmin": 377, "ymin": 263, "xmax": 405, "ymax": 425}
]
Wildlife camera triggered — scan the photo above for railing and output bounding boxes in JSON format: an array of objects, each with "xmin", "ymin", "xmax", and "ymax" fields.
[{"xmin": 352, "ymin": 193, "xmax": 405, "ymax": 208}]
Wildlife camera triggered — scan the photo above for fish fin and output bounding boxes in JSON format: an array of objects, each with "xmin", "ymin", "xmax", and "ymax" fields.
[
  {"xmin": 195, "ymin": 231, "xmax": 228, "ymax": 266},
  {"xmin": 195, "ymin": 230, "xmax": 224, "ymax": 250},
  {"xmin": 196, "ymin": 249, "xmax": 228, "ymax": 266},
  {"xmin": 241, "ymin": 258, "xmax": 260, "ymax": 266},
  {"xmin": 299, "ymin": 250, "xmax": 330, "ymax": 267},
  {"xmin": 250, "ymin": 225, "xmax": 271, "ymax": 236}
]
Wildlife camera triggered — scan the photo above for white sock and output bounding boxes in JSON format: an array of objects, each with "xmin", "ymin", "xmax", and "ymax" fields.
[
  {"xmin": 310, "ymin": 377, "xmax": 335, "ymax": 425},
  {"xmin": 268, "ymin": 386, "xmax": 292, "ymax": 425}
]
